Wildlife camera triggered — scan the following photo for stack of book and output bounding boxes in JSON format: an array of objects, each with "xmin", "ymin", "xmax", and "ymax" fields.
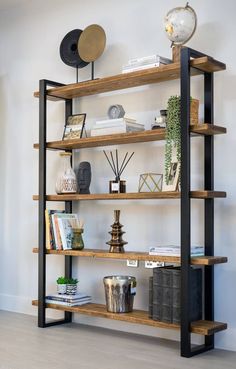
[
  {"xmin": 149, "ymin": 245, "xmax": 204, "ymax": 257},
  {"xmin": 122, "ymin": 55, "xmax": 172, "ymax": 73},
  {"xmin": 90, "ymin": 117, "xmax": 144, "ymax": 137},
  {"xmin": 149, "ymin": 266, "xmax": 202, "ymax": 324},
  {"xmin": 45, "ymin": 210, "xmax": 82, "ymax": 250},
  {"xmin": 46, "ymin": 293, "xmax": 92, "ymax": 307}
]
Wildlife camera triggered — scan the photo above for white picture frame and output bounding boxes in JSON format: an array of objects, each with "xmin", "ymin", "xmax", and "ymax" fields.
[{"xmin": 162, "ymin": 161, "xmax": 180, "ymax": 192}]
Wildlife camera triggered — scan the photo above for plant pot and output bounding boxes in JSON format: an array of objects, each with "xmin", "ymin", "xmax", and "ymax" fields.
[
  {"xmin": 57, "ymin": 284, "xmax": 67, "ymax": 294},
  {"xmin": 66, "ymin": 284, "xmax": 77, "ymax": 295}
]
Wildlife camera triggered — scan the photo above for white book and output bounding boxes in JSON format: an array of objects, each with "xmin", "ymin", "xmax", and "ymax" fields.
[
  {"xmin": 149, "ymin": 245, "xmax": 204, "ymax": 256},
  {"xmin": 93, "ymin": 121, "xmax": 144, "ymax": 130},
  {"xmin": 48, "ymin": 293, "xmax": 91, "ymax": 300},
  {"xmin": 96, "ymin": 117, "xmax": 137, "ymax": 125},
  {"xmin": 56, "ymin": 213, "xmax": 79, "ymax": 250},
  {"xmin": 91, "ymin": 125, "xmax": 144, "ymax": 137},
  {"xmin": 128, "ymin": 55, "xmax": 171, "ymax": 66},
  {"xmin": 45, "ymin": 299, "xmax": 91, "ymax": 307},
  {"xmin": 122, "ymin": 63, "xmax": 161, "ymax": 74}
]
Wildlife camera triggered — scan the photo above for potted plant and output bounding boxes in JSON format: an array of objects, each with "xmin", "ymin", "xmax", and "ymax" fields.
[
  {"xmin": 66, "ymin": 277, "xmax": 78, "ymax": 295},
  {"xmin": 165, "ymin": 95, "xmax": 199, "ymax": 184},
  {"xmin": 56, "ymin": 276, "xmax": 68, "ymax": 294}
]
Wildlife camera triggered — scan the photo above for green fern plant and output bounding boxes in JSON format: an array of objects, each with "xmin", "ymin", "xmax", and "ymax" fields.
[{"xmin": 165, "ymin": 95, "xmax": 181, "ymax": 184}]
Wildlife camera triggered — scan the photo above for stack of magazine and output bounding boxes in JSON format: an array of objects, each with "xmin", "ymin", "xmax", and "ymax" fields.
[
  {"xmin": 91, "ymin": 117, "xmax": 144, "ymax": 136},
  {"xmin": 149, "ymin": 245, "xmax": 204, "ymax": 257},
  {"xmin": 46, "ymin": 293, "xmax": 92, "ymax": 307},
  {"xmin": 45, "ymin": 210, "xmax": 81, "ymax": 250},
  {"xmin": 122, "ymin": 54, "xmax": 172, "ymax": 73}
]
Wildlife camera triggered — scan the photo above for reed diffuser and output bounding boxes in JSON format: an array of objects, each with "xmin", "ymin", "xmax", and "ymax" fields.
[{"xmin": 103, "ymin": 149, "xmax": 134, "ymax": 193}]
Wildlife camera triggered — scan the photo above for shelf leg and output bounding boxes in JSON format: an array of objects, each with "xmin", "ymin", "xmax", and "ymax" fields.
[
  {"xmin": 38, "ymin": 79, "xmax": 47, "ymax": 328},
  {"xmin": 204, "ymin": 72, "xmax": 214, "ymax": 349},
  {"xmin": 180, "ymin": 47, "xmax": 192, "ymax": 358},
  {"xmin": 64, "ymin": 99, "xmax": 73, "ymax": 323}
]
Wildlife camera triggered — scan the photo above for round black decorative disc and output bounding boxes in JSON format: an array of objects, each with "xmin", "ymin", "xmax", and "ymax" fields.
[{"xmin": 60, "ymin": 29, "xmax": 89, "ymax": 68}]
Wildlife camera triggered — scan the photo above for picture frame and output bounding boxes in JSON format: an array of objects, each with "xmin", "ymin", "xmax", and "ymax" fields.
[
  {"xmin": 162, "ymin": 161, "xmax": 180, "ymax": 191},
  {"xmin": 62, "ymin": 113, "xmax": 86, "ymax": 140}
]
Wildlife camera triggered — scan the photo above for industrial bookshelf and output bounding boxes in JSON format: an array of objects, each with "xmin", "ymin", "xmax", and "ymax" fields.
[{"xmin": 33, "ymin": 47, "xmax": 227, "ymax": 357}]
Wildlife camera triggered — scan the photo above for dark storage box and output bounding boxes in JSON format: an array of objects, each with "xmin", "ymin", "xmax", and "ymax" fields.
[{"xmin": 151, "ymin": 266, "xmax": 202, "ymax": 324}]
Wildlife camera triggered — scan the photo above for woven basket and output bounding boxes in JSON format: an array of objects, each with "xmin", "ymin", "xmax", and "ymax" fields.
[{"xmin": 190, "ymin": 99, "xmax": 199, "ymax": 126}]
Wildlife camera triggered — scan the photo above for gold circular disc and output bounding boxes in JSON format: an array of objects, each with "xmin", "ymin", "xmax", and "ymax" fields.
[{"xmin": 78, "ymin": 24, "xmax": 106, "ymax": 62}]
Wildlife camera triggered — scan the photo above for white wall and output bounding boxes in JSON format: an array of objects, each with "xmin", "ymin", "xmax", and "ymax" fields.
[{"xmin": 0, "ymin": 0, "xmax": 235, "ymax": 351}]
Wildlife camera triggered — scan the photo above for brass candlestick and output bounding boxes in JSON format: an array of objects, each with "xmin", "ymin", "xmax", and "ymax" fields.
[{"xmin": 106, "ymin": 210, "xmax": 127, "ymax": 253}]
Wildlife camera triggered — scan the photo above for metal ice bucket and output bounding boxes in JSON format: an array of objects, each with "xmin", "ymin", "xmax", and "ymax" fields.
[{"xmin": 103, "ymin": 275, "xmax": 136, "ymax": 313}]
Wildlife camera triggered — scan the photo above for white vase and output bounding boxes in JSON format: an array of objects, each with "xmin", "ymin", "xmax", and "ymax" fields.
[
  {"xmin": 57, "ymin": 284, "xmax": 67, "ymax": 294},
  {"xmin": 55, "ymin": 152, "xmax": 77, "ymax": 194}
]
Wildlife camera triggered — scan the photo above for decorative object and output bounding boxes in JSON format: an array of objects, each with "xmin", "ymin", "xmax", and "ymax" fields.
[
  {"xmin": 107, "ymin": 105, "xmax": 125, "ymax": 119},
  {"xmin": 66, "ymin": 278, "xmax": 78, "ymax": 295},
  {"xmin": 165, "ymin": 95, "xmax": 199, "ymax": 184},
  {"xmin": 164, "ymin": 3, "xmax": 197, "ymax": 62},
  {"xmin": 103, "ymin": 275, "xmax": 136, "ymax": 313},
  {"xmin": 106, "ymin": 210, "xmax": 127, "ymax": 253},
  {"xmin": 138, "ymin": 173, "xmax": 163, "ymax": 192},
  {"xmin": 55, "ymin": 152, "xmax": 77, "ymax": 194},
  {"xmin": 60, "ymin": 29, "xmax": 89, "ymax": 68},
  {"xmin": 152, "ymin": 109, "xmax": 167, "ymax": 129},
  {"xmin": 109, "ymin": 179, "xmax": 126, "ymax": 194},
  {"xmin": 56, "ymin": 276, "xmax": 67, "ymax": 294},
  {"xmin": 62, "ymin": 113, "xmax": 86, "ymax": 140},
  {"xmin": 103, "ymin": 150, "xmax": 134, "ymax": 193},
  {"xmin": 76, "ymin": 162, "xmax": 91, "ymax": 194},
  {"xmin": 78, "ymin": 24, "xmax": 106, "ymax": 80},
  {"xmin": 72, "ymin": 228, "xmax": 84, "ymax": 250},
  {"xmin": 60, "ymin": 24, "xmax": 106, "ymax": 82},
  {"xmin": 162, "ymin": 161, "xmax": 180, "ymax": 191}
]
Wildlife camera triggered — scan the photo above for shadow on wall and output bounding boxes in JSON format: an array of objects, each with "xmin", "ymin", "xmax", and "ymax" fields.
[{"xmin": 0, "ymin": 76, "xmax": 7, "ymax": 292}]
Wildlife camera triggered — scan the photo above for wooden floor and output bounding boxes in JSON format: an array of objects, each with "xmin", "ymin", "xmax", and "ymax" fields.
[{"xmin": 0, "ymin": 311, "xmax": 235, "ymax": 369}]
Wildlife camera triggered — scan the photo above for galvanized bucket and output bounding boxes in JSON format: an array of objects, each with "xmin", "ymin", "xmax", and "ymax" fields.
[{"xmin": 103, "ymin": 275, "xmax": 136, "ymax": 313}]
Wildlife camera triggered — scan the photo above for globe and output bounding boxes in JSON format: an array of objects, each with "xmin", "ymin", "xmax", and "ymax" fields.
[{"xmin": 164, "ymin": 3, "xmax": 197, "ymax": 46}]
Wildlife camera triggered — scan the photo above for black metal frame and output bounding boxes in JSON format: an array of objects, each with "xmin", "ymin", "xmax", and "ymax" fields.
[
  {"xmin": 38, "ymin": 79, "xmax": 73, "ymax": 327},
  {"xmin": 37, "ymin": 47, "xmax": 216, "ymax": 356},
  {"xmin": 180, "ymin": 48, "xmax": 214, "ymax": 357}
]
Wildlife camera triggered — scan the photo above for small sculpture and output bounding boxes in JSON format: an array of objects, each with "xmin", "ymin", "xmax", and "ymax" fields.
[
  {"xmin": 106, "ymin": 210, "xmax": 127, "ymax": 253},
  {"xmin": 77, "ymin": 162, "xmax": 91, "ymax": 194}
]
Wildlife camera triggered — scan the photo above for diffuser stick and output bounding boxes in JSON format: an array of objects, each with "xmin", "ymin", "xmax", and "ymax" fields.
[
  {"xmin": 103, "ymin": 150, "xmax": 117, "ymax": 176},
  {"xmin": 119, "ymin": 152, "xmax": 134, "ymax": 176},
  {"xmin": 116, "ymin": 149, "xmax": 119, "ymax": 180},
  {"xmin": 110, "ymin": 151, "xmax": 118, "ymax": 179},
  {"xmin": 118, "ymin": 152, "xmax": 128, "ymax": 178}
]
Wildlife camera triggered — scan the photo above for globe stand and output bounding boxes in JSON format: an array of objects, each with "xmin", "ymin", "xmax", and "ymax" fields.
[{"xmin": 172, "ymin": 45, "xmax": 183, "ymax": 63}]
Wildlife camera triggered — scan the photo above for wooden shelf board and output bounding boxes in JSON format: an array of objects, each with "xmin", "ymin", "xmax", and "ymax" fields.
[
  {"xmin": 32, "ymin": 191, "xmax": 226, "ymax": 202},
  {"xmin": 32, "ymin": 248, "xmax": 227, "ymax": 265},
  {"xmin": 33, "ymin": 125, "xmax": 226, "ymax": 150},
  {"xmin": 33, "ymin": 57, "xmax": 226, "ymax": 101},
  {"xmin": 31, "ymin": 300, "xmax": 227, "ymax": 335}
]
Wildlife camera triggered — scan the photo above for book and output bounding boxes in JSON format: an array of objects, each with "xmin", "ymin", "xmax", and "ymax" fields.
[
  {"xmin": 45, "ymin": 210, "xmax": 51, "ymax": 250},
  {"xmin": 45, "ymin": 210, "xmax": 65, "ymax": 250},
  {"xmin": 127, "ymin": 55, "xmax": 172, "ymax": 66},
  {"xmin": 93, "ymin": 121, "xmax": 143, "ymax": 130},
  {"xmin": 95, "ymin": 117, "xmax": 137, "ymax": 125},
  {"xmin": 152, "ymin": 266, "xmax": 202, "ymax": 324},
  {"xmin": 91, "ymin": 123, "xmax": 144, "ymax": 137},
  {"xmin": 122, "ymin": 63, "xmax": 162, "ymax": 74},
  {"xmin": 51, "ymin": 213, "xmax": 63, "ymax": 250},
  {"xmin": 149, "ymin": 245, "xmax": 204, "ymax": 257},
  {"xmin": 47, "ymin": 293, "xmax": 91, "ymax": 301},
  {"xmin": 56, "ymin": 213, "xmax": 79, "ymax": 250},
  {"xmin": 45, "ymin": 299, "xmax": 91, "ymax": 307},
  {"xmin": 46, "ymin": 293, "xmax": 92, "ymax": 304}
]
